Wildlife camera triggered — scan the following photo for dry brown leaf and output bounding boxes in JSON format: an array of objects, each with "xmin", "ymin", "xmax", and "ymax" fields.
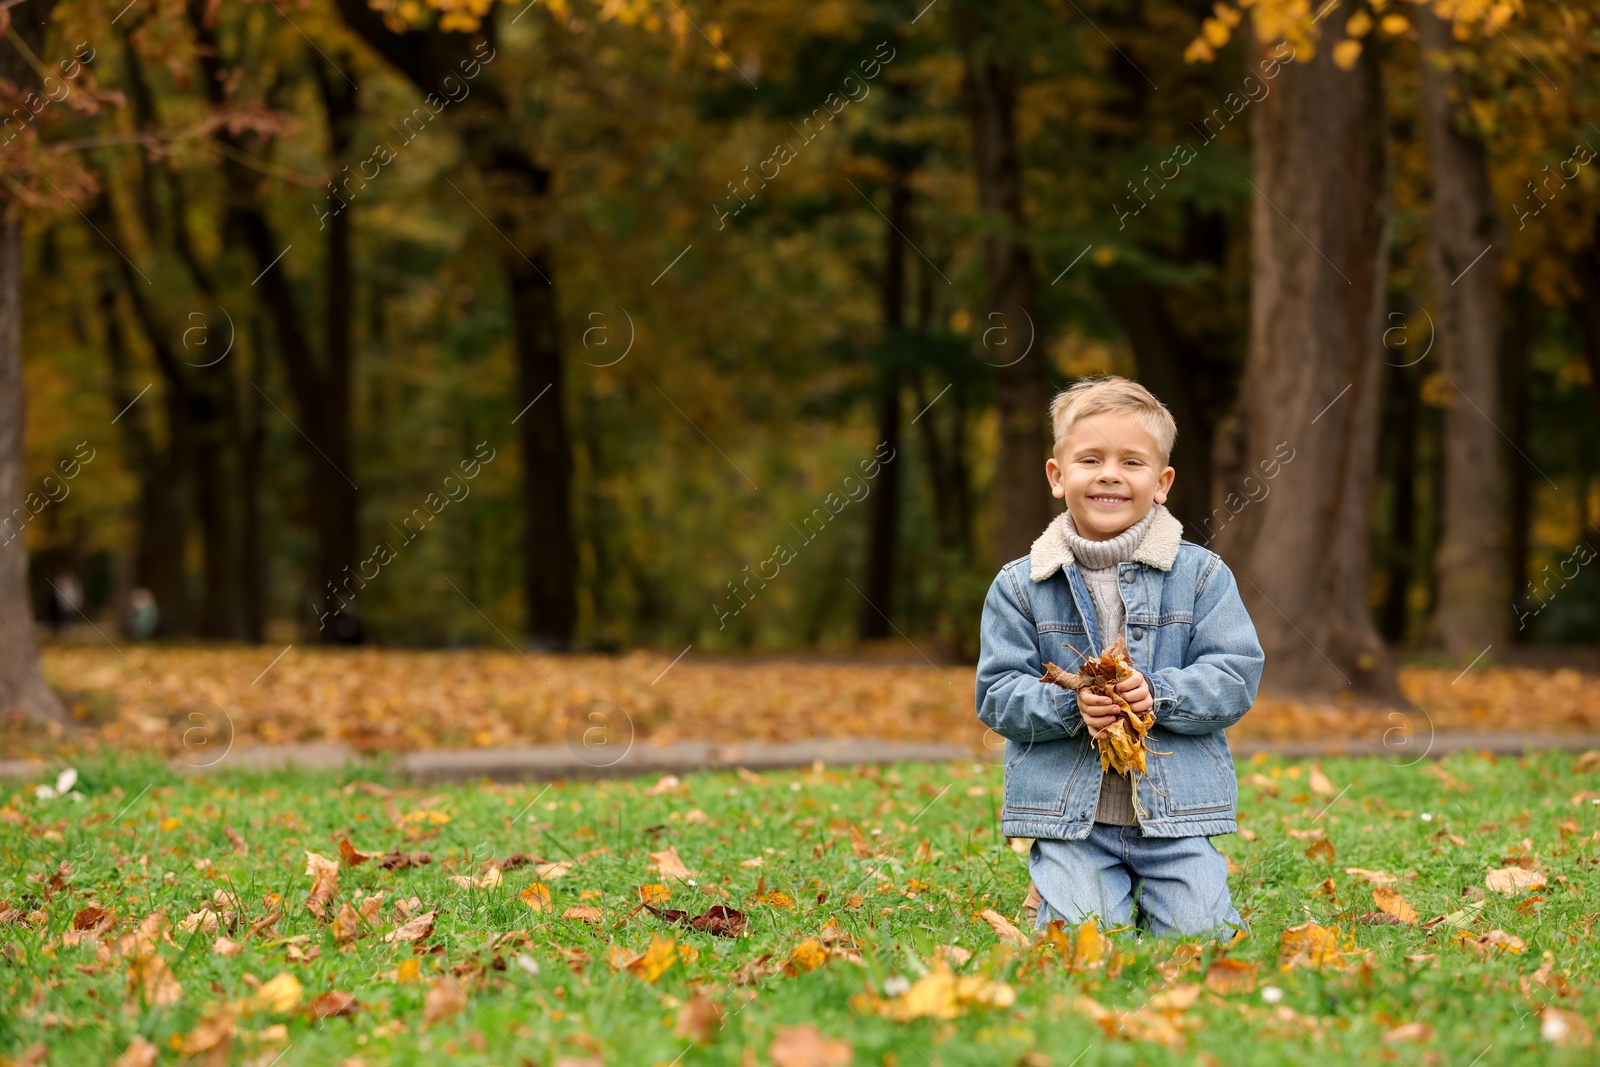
[
  {"xmin": 338, "ymin": 839, "xmax": 376, "ymax": 867},
  {"xmin": 112, "ymin": 1035, "xmax": 159, "ymax": 1067},
  {"xmin": 448, "ymin": 866, "xmax": 504, "ymax": 891},
  {"xmin": 674, "ymin": 990, "xmax": 724, "ymax": 1044},
  {"xmin": 331, "ymin": 901, "xmax": 362, "ymax": 944},
  {"xmin": 1344, "ymin": 867, "xmax": 1397, "ymax": 885},
  {"xmin": 178, "ymin": 907, "xmax": 219, "ymax": 934},
  {"xmin": 423, "ymin": 977, "xmax": 467, "ymax": 1025},
  {"xmin": 1541, "ymin": 1006, "xmax": 1594, "ymax": 1047},
  {"xmin": 1241, "ymin": 772, "xmax": 1278, "ymax": 796},
  {"xmin": 1486, "ymin": 867, "xmax": 1547, "ymax": 894},
  {"xmin": 770, "ymin": 1024, "xmax": 853, "ymax": 1067},
  {"xmin": 1204, "ymin": 958, "xmax": 1257, "ymax": 994},
  {"xmin": 535, "ymin": 860, "xmax": 574, "ymax": 880},
  {"xmin": 1456, "ymin": 928, "xmax": 1526, "ymax": 956},
  {"xmin": 176, "ymin": 1010, "xmax": 235, "ymax": 1056},
  {"xmin": 1304, "ymin": 838, "xmax": 1337, "ymax": 864},
  {"xmin": 224, "ymin": 825, "xmax": 248, "ymax": 855},
  {"xmin": 1040, "ymin": 638, "xmax": 1154, "ymax": 791},
  {"xmin": 1309, "ymin": 765, "xmax": 1335, "ymax": 796},
  {"xmin": 306, "ymin": 990, "xmax": 360, "ymax": 1020},
  {"xmin": 128, "ymin": 953, "xmax": 182, "ymax": 1007},
  {"xmin": 978, "ymin": 908, "xmax": 1029, "ymax": 948},
  {"xmin": 650, "ymin": 846, "xmax": 693, "ymax": 880},
  {"xmin": 1373, "ymin": 886, "xmax": 1418, "ymax": 925},
  {"xmin": 1383, "ymin": 1021, "xmax": 1433, "ymax": 1043},
  {"xmin": 562, "ymin": 905, "xmax": 604, "ymax": 923},
  {"xmin": 384, "ymin": 909, "xmax": 436, "ymax": 943},
  {"xmin": 303, "ymin": 851, "xmax": 339, "ymax": 919},
  {"xmin": 212, "ymin": 936, "xmax": 243, "ymax": 957}
]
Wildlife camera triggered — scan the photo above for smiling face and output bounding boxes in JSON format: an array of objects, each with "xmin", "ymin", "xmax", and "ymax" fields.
[{"xmin": 1045, "ymin": 411, "xmax": 1176, "ymax": 541}]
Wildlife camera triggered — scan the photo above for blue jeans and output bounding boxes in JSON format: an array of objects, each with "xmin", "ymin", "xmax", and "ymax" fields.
[{"xmin": 1031, "ymin": 825, "xmax": 1244, "ymax": 939}]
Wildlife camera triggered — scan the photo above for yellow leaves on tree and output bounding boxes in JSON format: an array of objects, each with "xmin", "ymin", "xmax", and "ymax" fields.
[{"xmin": 1183, "ymin": 0, "xmax": 1423, "ymax": 69}]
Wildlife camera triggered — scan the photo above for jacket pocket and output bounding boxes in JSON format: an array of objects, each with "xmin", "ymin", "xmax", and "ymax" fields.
[
  {"xmin": 1004, "ymin": 738, "xmax": 1091, "ymax": 817},
  {"xmin": 1152, "ymin": 730, "xmax": 1236, "ymax": 816}
]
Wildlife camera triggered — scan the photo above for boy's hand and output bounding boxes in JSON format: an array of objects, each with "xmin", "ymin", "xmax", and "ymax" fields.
[{"xmin": 1077, "ymin": 671, "xmax": 1154, "ymax": 740}]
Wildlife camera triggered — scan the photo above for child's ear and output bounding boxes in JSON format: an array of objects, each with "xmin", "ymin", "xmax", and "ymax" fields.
[
  {"xmin": 1153, "ymin": 465, "xmax": 1176, "ymax": 504},
  {"xmin": 1045, "ymin": 456, "xmax": 1066, "ymax": 498}
]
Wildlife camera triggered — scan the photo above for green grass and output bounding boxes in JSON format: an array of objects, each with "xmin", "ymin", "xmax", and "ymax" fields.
[{"xmin": 2, "ymin": 749, "xmax": 1597, "ymax": 1065}]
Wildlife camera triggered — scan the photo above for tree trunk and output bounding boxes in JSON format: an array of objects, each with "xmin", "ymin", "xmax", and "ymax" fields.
[
  {"xmin": 956, "ymin": 2, "xmax": 1053, "ymax": 564},
  {"xmin": 1378, "ymin": 360, "xmax": 1419, "ymax": 643},
  {"xmin": 859, "ymin": 173, "xmax": 909, "ymax": 640},
  {"xmin": 329, "ymin": 3, "xmax": 579, "ymax": 648},
  {"xmin": 0, "ymin": 213, "xmax": 67, "ymax": 724},
  {"xmin": 507, "ymin": 252, "xmax": 577, "ymax": 648},
  {"xmin": 1214, "ymin": 37, "xmax": 1396, "ymax": 702},
  {"xmin": 98, "ymin": 274, "xmax": 198, "ymax": 638},
  {"xmin": 1418, "ymin": 10, "xmax": 1506, "ymax": 659},
  {"xmin": 1570, "ymin": 234, "xmax": 1600, "ymax": 637},
  {"xmin": 238, "ymin": 320, "xmax": 267, "ymax": 642},
  {"xmin": 1502, "ymin": 290, "xmax": 1533, "ymax": 642}
]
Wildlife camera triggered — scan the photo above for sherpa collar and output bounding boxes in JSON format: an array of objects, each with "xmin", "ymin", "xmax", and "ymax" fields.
[{"xmin": 1028, "ymin": 503, "xmax": 1184, "ymax": 582}]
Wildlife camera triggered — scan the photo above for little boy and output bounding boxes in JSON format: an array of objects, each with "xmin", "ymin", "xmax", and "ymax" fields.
[{"xmin": 975, "ymin": 376, "xmax": 1264, "ymax": 938}]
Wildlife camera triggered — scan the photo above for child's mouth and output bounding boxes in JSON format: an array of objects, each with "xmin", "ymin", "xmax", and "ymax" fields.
[{"xmin": 1087, "ymin": 495, "xmax": 1129, "ymax": 507}]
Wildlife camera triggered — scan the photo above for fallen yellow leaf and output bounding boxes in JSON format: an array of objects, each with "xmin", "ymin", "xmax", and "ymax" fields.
[
  {"xmin": 627, "ymin": 935, "xmax": 679, "ymax": 983},
  {"xmin": 240, "ymin": 972, "xmax": 301, "ymax": 1015},
  {"xmin": 519, "ymin": 883, "xmax": 553, "ymax": 912},
  {"xmin": 1373, "ymin": 886, "xmax": 1418, "ymax": 925}
]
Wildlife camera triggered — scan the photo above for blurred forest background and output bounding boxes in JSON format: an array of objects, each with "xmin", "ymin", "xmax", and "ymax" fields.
[{"xmin": 3, "ymin": 0, "xmax": 1599, "ymax": 721}]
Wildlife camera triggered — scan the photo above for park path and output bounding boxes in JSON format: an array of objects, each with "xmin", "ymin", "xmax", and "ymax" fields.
[{"xmin": 2, "ymin": 731, "xmax": 1596, "ymax": 784}]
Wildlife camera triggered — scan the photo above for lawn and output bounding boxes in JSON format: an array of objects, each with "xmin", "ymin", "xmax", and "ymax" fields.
[{"xmin": 2, "ymin": 749, "xmax": 1597, "ymax": 1065}]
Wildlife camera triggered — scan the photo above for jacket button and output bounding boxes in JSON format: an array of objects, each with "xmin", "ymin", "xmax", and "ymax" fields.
[
  {"xmin": 1122, "ymin": 571, "xmax": 1135, "ymax": 584},
  {"xmin": 1129, "ymin": 627, "xmax": 1144, "ymax": 640}
]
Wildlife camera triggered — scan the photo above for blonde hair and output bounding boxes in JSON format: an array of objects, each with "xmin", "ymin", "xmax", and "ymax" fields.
[{"xmin": 1049, "ymin": 376, "xmax": 1177, "ymax": 463}]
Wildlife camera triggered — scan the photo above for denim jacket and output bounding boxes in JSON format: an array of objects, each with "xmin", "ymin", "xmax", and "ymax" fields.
[{"xmin": 976, "ymin": 505, "xmax": 1264, "ymax": 840}]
